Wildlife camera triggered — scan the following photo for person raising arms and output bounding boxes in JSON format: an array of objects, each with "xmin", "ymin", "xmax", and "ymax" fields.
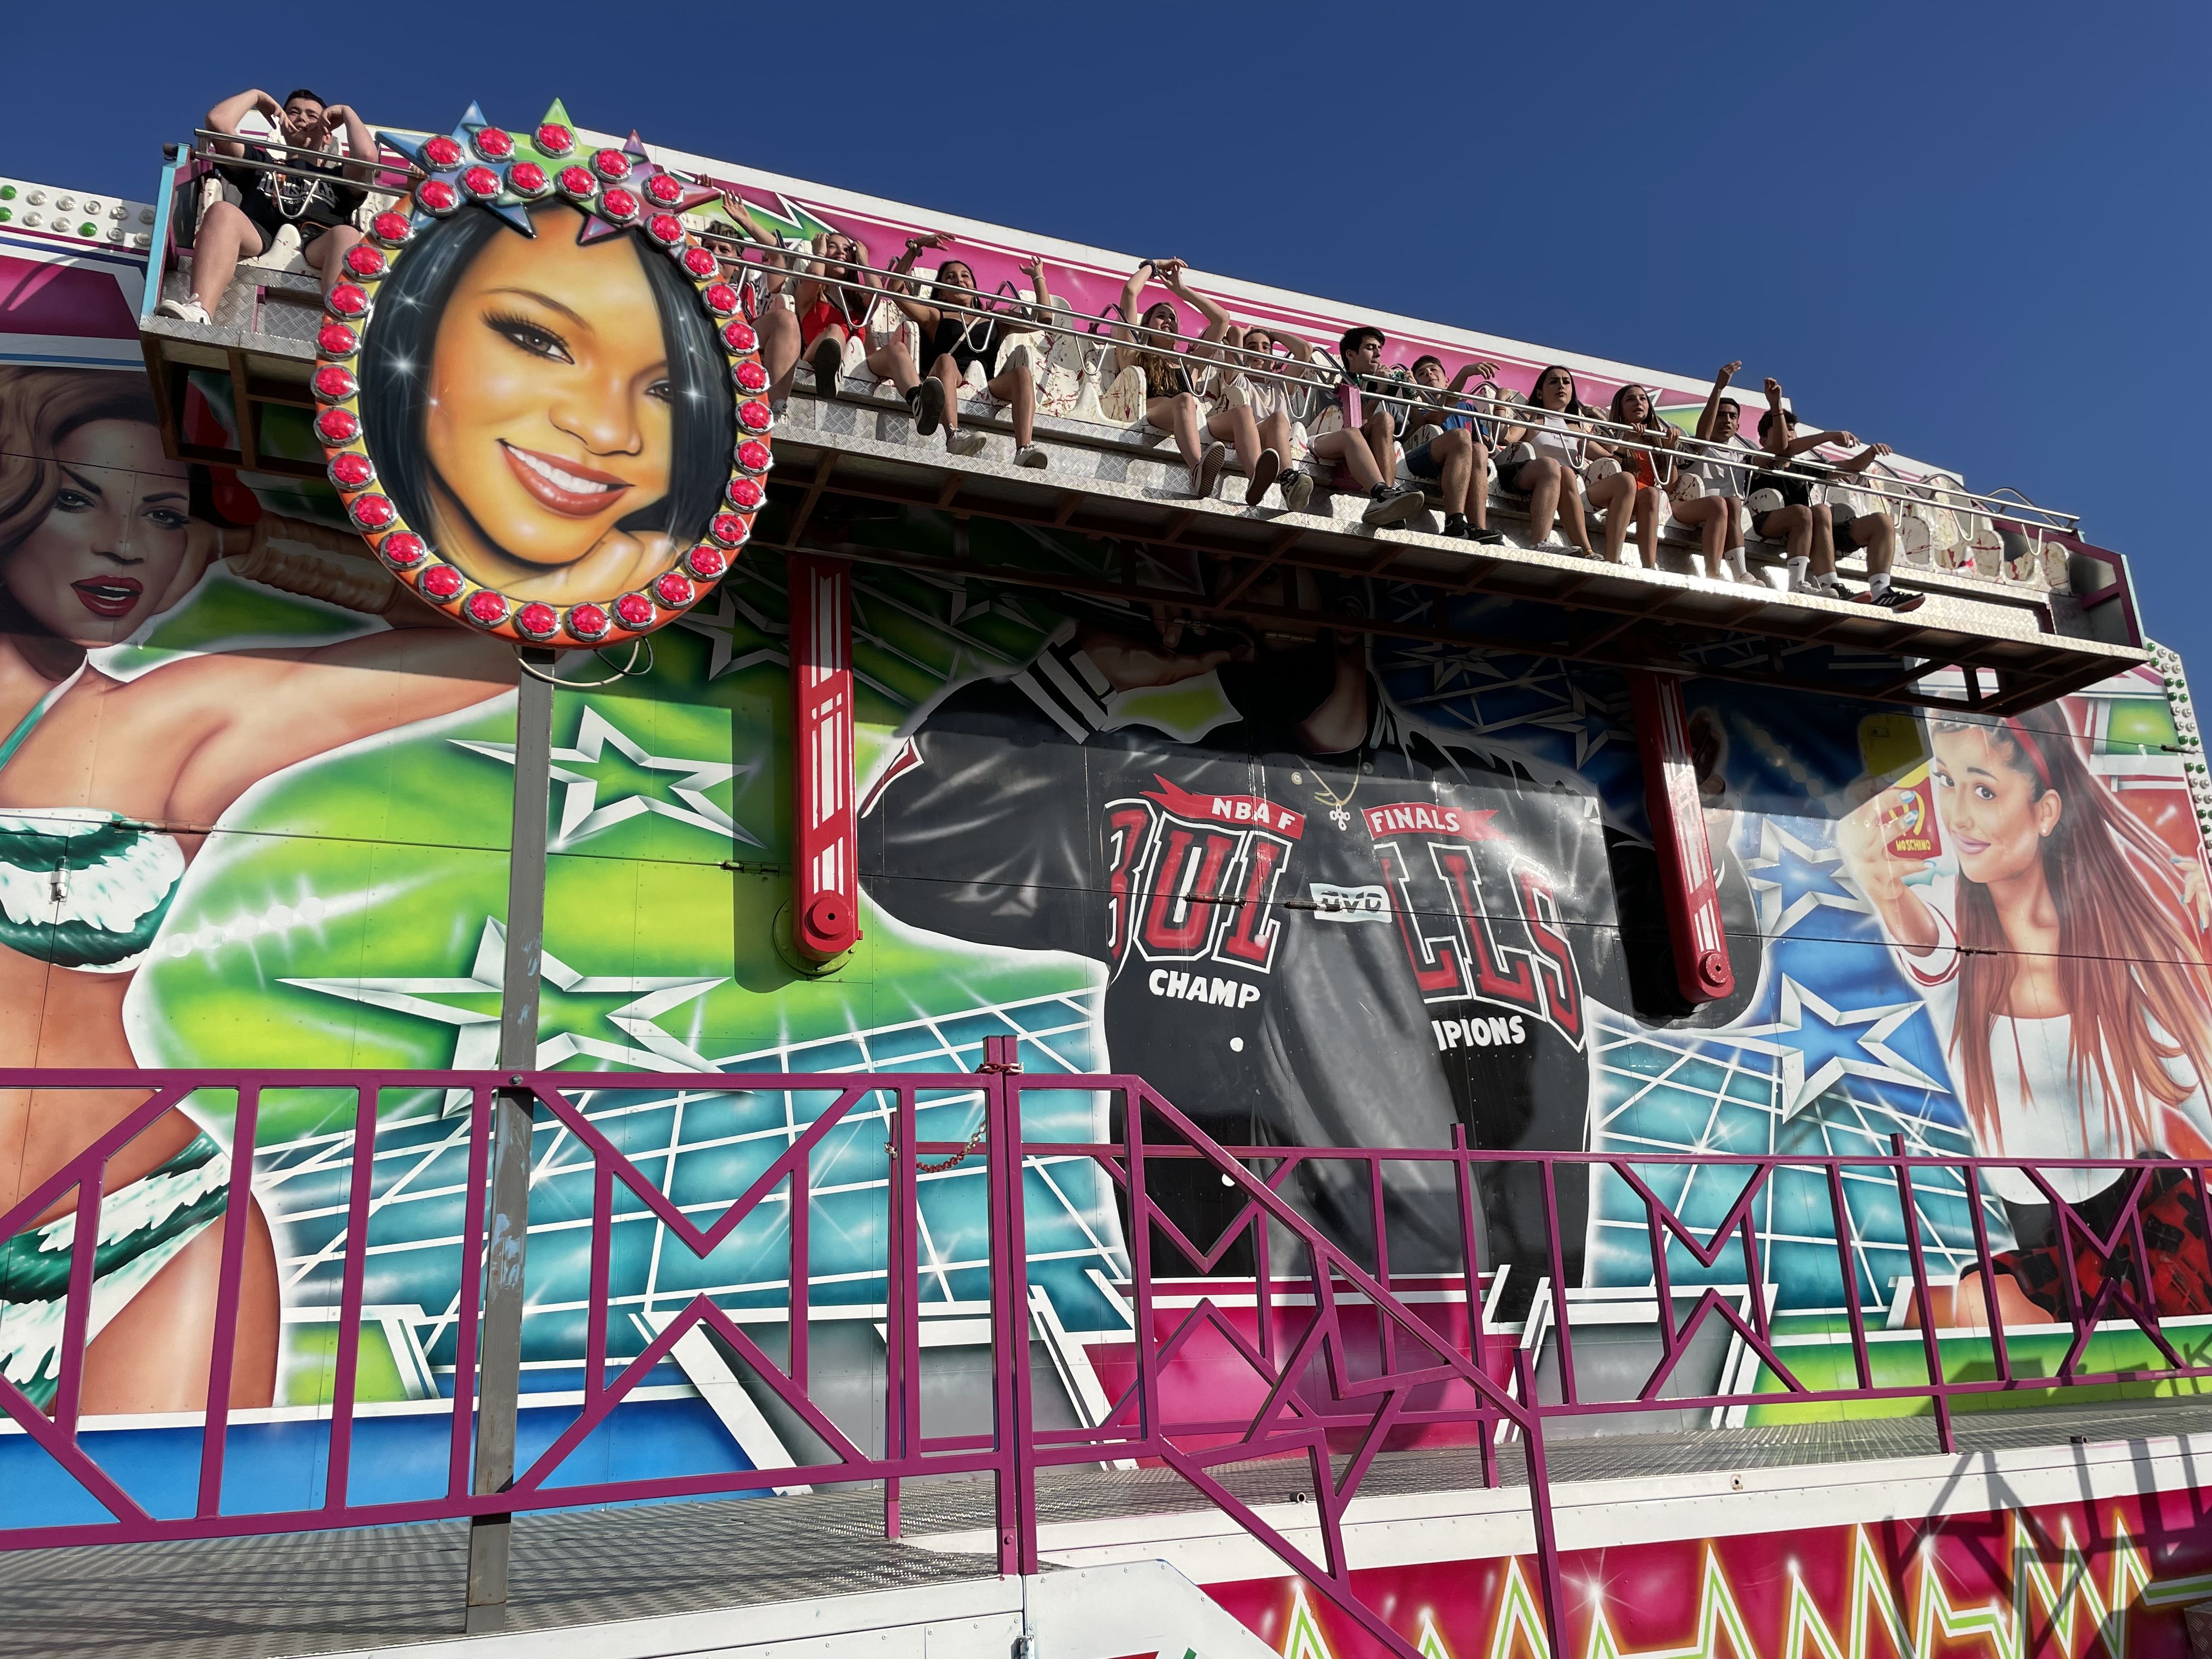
[
  {"xmin": 1670, "ymin": 362, "xmax": 1755, "ymax": 582},
  {"xmin": 1752, "ymin": 377, "xmax": 1923, "ymax": 611},
  {"xmin": 791, "ymin": 230, "xmax": 888, "ymax": 404},
  {"xmin": 1401, "ymin": 356, "xmax": 1507, "ymax": 544},
  {"xmin": 878, "ymin": 239, "xmax": 1053, "ymax": 467},
  {"xmin": 158, "ymin": 88, "xmax": 376, "ymax": 326},
  {"xmin": 1218, "ymin": 323, "xmax": 1323, "ymax": 512},
  {"xmin": 1108, "ymin": 260, "xmax": 1276, "ymax": 503}
]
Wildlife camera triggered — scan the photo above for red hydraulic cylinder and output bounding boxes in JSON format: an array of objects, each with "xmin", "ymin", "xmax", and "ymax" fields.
[
  {"xmin": 788, "ymin": 555, "xmax": 861, "ymax": 964},
  {"xmin": 1627, "ymin": 670, "xmax": 1733, "ymax": 1006}
]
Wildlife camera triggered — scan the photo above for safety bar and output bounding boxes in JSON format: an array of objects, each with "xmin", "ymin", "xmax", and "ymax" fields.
[{"xmin": 156, "ymin": 138, "xmax": 2081, "ymax": 536}]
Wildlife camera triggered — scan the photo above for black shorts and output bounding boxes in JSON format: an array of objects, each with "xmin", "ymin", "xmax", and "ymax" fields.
[{"xmin": 1831, "ymin": 507, "xmax": 1866, "ymax": 554}]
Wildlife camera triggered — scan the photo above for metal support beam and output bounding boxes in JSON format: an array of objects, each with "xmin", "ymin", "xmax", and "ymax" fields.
[
  {"xmin": 465, "ymin": 647, "xmax": 554, "ymax": 1634},
  {"xmin": 1627, "ymin": 671, "xmax": 1734, "ymax": 1007},
  {"xmin": 788, "ymin": 557, "xmax": 861, "ymax": 965}
]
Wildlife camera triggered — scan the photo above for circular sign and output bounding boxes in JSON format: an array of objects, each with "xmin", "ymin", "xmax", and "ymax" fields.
[{"xmin": 315, "ymin": 105, "xmax": 771, "ymax": 647}]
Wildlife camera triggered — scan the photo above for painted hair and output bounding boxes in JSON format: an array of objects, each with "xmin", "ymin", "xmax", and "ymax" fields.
[
  {"xmin": 0, "ymin": 368, "xmax": 166, "ymax": 556},
  {"xmin": 1932, "ymin": 712, "xmax": 2212, "ymax": 1158},
  {"xmin": 357, "ymin": 202, "xmax": 735, "ymax": 557}
]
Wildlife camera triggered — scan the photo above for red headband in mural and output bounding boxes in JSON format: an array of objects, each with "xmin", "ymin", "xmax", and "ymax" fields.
[
  {"xmin": 310, "ymin": 100, "xmax": 773, "ymax": 646},
  {"xmin": 2002, "ymin": 717, "xmax": 2055, "ymax": 790}
]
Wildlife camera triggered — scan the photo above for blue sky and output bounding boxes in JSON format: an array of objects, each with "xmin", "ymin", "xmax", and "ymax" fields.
[{"xmin": 8, "ymin": 3, "xmax": 2204, "ymax": 668}]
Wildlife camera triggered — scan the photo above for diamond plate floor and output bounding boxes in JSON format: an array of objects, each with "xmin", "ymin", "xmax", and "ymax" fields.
[{"xmin": 5, "ymin": 1393, "xmax": 2210, "ymax": 1659}]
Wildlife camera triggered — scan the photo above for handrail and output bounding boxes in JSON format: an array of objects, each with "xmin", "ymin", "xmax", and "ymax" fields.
[
  {"xmin": 5, "ymin": 1062, "xmax": 2209, "ymax": 1658},
  {"xmin": 154, "ymin": 137, "xmax": 2081, "ymax": 539}
]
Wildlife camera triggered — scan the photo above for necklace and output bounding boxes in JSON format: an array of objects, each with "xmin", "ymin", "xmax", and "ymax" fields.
[{"xmin": 1305, "ymin": 757, "xmax": 1364, "ymax": 831}]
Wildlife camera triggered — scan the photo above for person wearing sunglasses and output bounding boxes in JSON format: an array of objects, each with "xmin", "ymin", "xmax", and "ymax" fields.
[{"xmin": 1751, "ymin": 377, "xmax": 1923, "ymax": 611}]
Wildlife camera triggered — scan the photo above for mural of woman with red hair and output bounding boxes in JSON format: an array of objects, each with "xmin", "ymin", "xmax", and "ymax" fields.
[{"xmin": 1842, "ymin": 707, "xmax": 2212, "ymax": 1325}]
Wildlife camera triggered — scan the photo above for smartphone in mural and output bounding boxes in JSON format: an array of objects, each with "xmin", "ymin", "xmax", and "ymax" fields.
[{"xmin": 1859, "ymin": 713, "xmax": 1942, "ymax": 862}]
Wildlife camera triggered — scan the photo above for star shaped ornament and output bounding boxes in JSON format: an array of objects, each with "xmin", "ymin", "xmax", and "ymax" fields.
[{"xmin": 1725, "ymin": 976, "xmax": 1945, "ymax": 1119}]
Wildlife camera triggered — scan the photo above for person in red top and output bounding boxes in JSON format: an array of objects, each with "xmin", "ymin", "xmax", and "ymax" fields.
[{"xmin": 1600, "ymin": 383, "xmax": 1681, "ymax": 569}]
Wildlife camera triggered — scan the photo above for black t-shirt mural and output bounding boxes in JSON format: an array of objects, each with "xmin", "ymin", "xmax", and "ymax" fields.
[{"xmin": 861, "ymin": 630, "xmax": 1759, "ymax": 1291}]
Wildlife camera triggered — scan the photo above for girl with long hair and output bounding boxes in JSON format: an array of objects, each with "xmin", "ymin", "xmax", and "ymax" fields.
[
  {"xmin": 0, "ymin": 366, "xmax": 513, "ymax": 1415},
  {"xmin": 877, "ymin": 241, "xmax": 1053, "ymax": 467},
  {"xmin": 1496, "ymin": 365, "xmax": 1604, "ymax": 558},
  {"xmin": 1109, "ymin": 260, "xmax": 1278, "ymax": 504},
  {"xmin": 1841, "ymin": 709, "xmax": 2212, "ymax": 1323},
  {"xmin": 1600, "ymin": 383, "xmax": 1680, "ymax": 570}
]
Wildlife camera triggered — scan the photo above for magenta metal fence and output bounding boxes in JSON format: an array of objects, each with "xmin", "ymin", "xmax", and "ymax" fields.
[{"xmin": 4, "ymin": 1059, "xmax": 2209, "ymax": 1659}]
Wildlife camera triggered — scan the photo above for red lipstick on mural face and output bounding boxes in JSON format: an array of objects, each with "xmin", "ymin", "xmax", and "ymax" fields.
[
  {"xmin": 71, "ymin": 576, "xmax": 143, "ymax": 618},
  {"xmin": 498, "ymin": 441, "xmax": 633, "ymax": 518}
]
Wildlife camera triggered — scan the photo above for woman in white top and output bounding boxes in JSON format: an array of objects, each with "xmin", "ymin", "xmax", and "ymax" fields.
[
  {"xmin": 1497, "ymin": 365, "xmax": 1604, "ymax": 558},
  {"xmin": 1840, "ymin": 712, "xmax": 2212, "ymax": 1325},
  {"xmin": 1216, "ymin": 323, "xmax": 1313, "ymax": 511}
]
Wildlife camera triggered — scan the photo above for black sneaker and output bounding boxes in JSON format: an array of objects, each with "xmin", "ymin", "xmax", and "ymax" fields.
[
  {"xmin": 1471, "ymin": 527, "xmax": 1507, "ymax": 545},
  {"xmin": 1441, "ymin": 512, "xmax": 1471, "ymax": 539},
  {"xmin": 809, "ymin": 335, "xmax": 843, "ymax": 396},
  {"xmin": 1864, "ymin": 585, "xmax": 1926, "ymax": 613},
  {"xmin": 1362, "ymin": 483, "xmax": 1425, "ymax": 529},
  {"xmin": 913, "ymin": 377, "xmax": 946, "ymax": 437},
  {"xmin": 1279, "ymin": 470, "xmax": 1315, "ymax": 514}
]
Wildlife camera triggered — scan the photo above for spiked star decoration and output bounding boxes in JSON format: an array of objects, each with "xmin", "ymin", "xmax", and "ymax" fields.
[{"xmin": 313, "ymin": 100, "xmax": 773, "ymax": 648}]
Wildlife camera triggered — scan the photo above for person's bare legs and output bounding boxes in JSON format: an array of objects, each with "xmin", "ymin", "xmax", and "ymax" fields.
[
  {"xmin": 863, "ymin": 332, "xmax": 917, "ymax": 395},
  {"xmin": 1466, "ymin": 440, "xmax": 1494, "ymax": 530},
  {"xmin": 1762, "ymin": 503, "xmax": 1815, "ymax": 580},
  {"xmin": 1852, "ymin": 512, "xmax": 1898, "ymax": 579},
  {"xmin": 930, "ymin": 353, "xmax": 967, "ymax": 434},
  {"xmin": 986, "ymin": 361, "xmax": 1037, "ymax": 448},
  {"xmin": 1203, "ymin": 404, "xmax": 1266, "ymax": 472},
  {"xmin": 184, "ymin": 200, "xmax": 267, "ymax": 313},
  {"xmin": 1362, "ymin": 408, "xmax": 1398, "ymax": 482},
  {"xmin": 1673, "ymin": 495, "xmax": 1731, "ymax": 575},
  {"xmin": 1313, "ymin": 426, "xmax": 1384, "ymax": 490},
  {"xmin": 1585, "ymin": 470, "xmax": 1638, "ymax": 561},
  {"xmin": 1632, "ymin": 483, "xmax": 1663, "ymax": 568},
  {"xmin": 1514, "ymin": 456, "xmax": 1564, "ymax": 546},
  {"xmin": 301, "ymin": 224, "xmax": 364, "ymax": 299},
  {"xmin": 1809, "ymin": 504, "xmax": 1838, "ymax": 581},
  {"xmin": 1431, "ymin": 428, "xmax": 1475, "ymax": 516},
  {"xmin": 761, "ymin": 305, "xmax": 802, "ymax": 401},
  {"xmin": 1146, "ymin": 393, "xmax": 1211, "ymax": 483}
]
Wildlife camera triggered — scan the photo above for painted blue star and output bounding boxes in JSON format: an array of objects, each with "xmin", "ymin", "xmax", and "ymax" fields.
[
  {"xmin": 1742, "ymin": 820, "xmax": 1870, "ymax": 937},
  {"xmin": 1724, "ymin": 977, "xmax": 1943, "ymax": 1118}
]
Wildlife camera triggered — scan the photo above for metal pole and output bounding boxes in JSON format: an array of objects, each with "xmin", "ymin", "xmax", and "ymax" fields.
[{"xmin": 465, "ymin": 650, "xmax": 555, "ymax": 1634}]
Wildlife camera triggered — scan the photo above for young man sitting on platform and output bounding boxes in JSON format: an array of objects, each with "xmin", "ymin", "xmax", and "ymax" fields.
[
  {"xmin": 157, "ymin": 88, "xmax": 376, "ymax": 326},
  {"xmin": 1751, "ymin": 377, "xmax": 1923, "ymax": 613},
  {"xmin": 1403, "ymin": 354, "xmax": 1507, "ymax": 544},
  {"xmin": 1313, "ymin": 326, "xmax": 1427, "ymax": 529}
]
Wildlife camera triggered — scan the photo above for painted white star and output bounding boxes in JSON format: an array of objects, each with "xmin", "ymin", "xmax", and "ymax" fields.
[
  {"xmin": 283, "ymin": 916, "xmax": 726, "ymax": 1084},
  {"xmin": 1523, "ymin": 681, "xmax": 1622, "ymax": 768},
  {"xmin": 456, "ymin": 706, "xmax": 760, "ymax": 850},
  {"xmin": 1724, "ymin": 977, "xmax": 1944, "ymax": 1119},
  {"xmin": 1742, "ymin": 820, "xmax": 1872, "ymax": 936},
  {"xmin": 676, "ymin": 588, "xmax": 787, "ymax": 683}
]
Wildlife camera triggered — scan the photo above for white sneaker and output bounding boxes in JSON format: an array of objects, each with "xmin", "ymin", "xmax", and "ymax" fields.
[
  {"xmin": 944, "ymin": 428, "xmax": 986, "ymax": 458},
  {"xmin": 1013, "ymin": 444, "xmax": 1049, "ymax": 469},
  {"xmin": 157, "ymin": 296, "xmax": 210, "ymax": 326}
]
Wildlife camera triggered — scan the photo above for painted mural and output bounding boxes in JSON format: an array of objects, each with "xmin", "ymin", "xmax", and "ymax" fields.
[
  {"xmin": 1207, "ymin": 1487, "xmax": 2212, "ymax": 1659},
  {"xmin": 0, "ymin": 156, "xmax": 2208, "ymax": 1521}
]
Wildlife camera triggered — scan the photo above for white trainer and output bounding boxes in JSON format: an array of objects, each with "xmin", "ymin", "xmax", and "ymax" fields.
[{"xmin": 156, "ymin": 296, "xmax": 211, "ymax": 326}]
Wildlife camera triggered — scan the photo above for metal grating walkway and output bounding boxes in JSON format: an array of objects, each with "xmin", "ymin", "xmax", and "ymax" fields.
[{"xmin": 5, "ymin": 1393, "xmax": 2211, "ymax": 1659}]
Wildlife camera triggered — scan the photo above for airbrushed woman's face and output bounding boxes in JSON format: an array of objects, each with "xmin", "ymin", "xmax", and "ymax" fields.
[
  {"xmin": 1, "ymin": 420, "xmax": 194, "ymax": 646},
  {"xmin": 1932, "ymin": 725, "xmax": 2061, "ymax": 887},
  {"xmin": 424, "ymin": 208, "xmax": 672, "ymax": 586}
]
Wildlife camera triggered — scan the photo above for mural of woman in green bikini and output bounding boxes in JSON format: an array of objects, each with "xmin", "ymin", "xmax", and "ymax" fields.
[{"xmin": 0, "ymin": 365, "xmax": 515, "ymax": 1416}]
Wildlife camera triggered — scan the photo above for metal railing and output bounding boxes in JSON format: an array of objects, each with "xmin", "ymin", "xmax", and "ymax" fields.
[
  {"xmin": 142, "ymin": 138, "xmax": 2079, "ymax": 541},
  {"xmin": 4, "ymin": 1059, "xmax": 2210, "ymax": 1657}
]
